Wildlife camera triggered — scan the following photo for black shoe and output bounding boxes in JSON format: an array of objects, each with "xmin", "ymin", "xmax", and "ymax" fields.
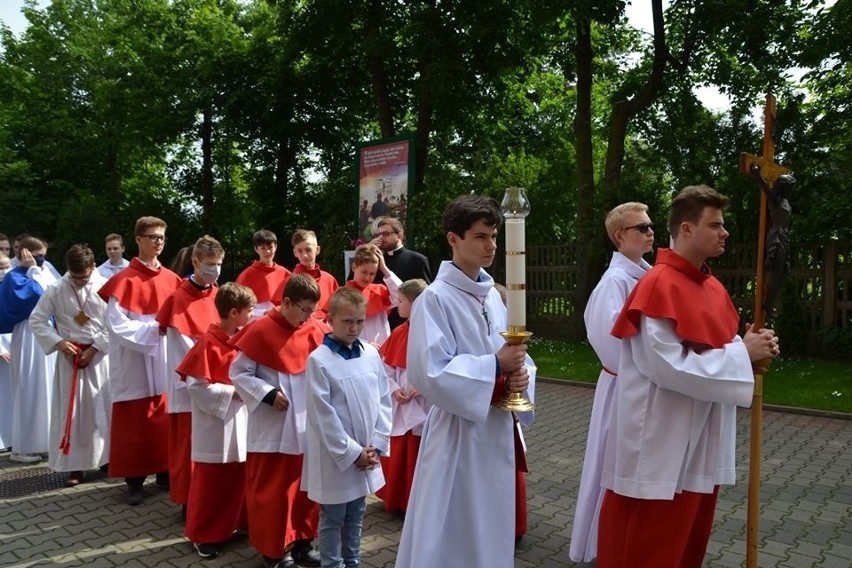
[
  {"xmin": 155, "ymin": 471, "xmax": 170, "ymax": 489},
  {"xmin": 127, "ymin": 487, "xmax": 144, "ymax": 506},
  {"xmin": 278, "ymin": 557, "xmax": 297, "ymax": 568},
  {"xmin": 193, "ymin": 542, "xmax": 219, "ymax": 559},
  {"xmin": 291, "ymin": 541, "xmax": 321, "ymax": 567}
]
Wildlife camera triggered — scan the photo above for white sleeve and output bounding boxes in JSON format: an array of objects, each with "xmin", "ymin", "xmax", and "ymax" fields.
[
  {"xmin": 28, "ymin": 287, "xmax": 64, "ymax": 355},
  {"xmin": 230, "ymin": 352, "xmax": 277, "ymax": 413},
  {"xmin": 186, "ymin": 376, "xmax": 235, "ymax": 420},
  {"xmin": 105, "ymin": 297, "xmax": 160, "ymax": 354}
]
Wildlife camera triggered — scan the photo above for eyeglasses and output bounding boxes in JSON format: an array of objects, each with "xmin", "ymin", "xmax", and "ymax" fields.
[
  {"xmin": 294, "ymin": 303, "xmax": 315, "ymax": 317},
  {"xmin": 376, "ymin": 231, "xmax": 396, "ymax": 238},
  {"xmin": 140, "ymin": 234, "xmax": 167, "ymax": 243},
  {"xmin": 622, "ymin": 223, "xmax": 655, "ymax": 234},
  {"xmin": 69, "ymin": 272, "xmax": 93, "ymax": 283}
]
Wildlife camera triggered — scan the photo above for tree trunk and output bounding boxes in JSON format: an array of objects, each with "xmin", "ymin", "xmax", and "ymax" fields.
[
  {"xmin": 200, "ymin": 106, "xmax": 214, "ymax": 235},
  {"xmin": 366, "ymin": 0, "xmax": 395, "ymax": 137},
  {"xmin": 572, "ymin": 15, "xmax": 597, "ymax": 331}
]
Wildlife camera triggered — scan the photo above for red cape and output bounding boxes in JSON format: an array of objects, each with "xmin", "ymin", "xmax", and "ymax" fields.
[
  {"xmin": 235, "ymin": 261, "xmax": 291, "ymax": 304},
  {"xmin": 230, "ymin": 309, "xmax": 329, "ymax": 374},
  {"xmin": 344, "ymin": 280, "xmax": 390, "ymax": 318},
  {"xmin": 273, "ymin": 264, "xmax": 340, "ymax": 315},
  {"xmin": 380, "ymin": 320, "xmax": 409, "ymax": 369},
  {"xmin": 611, "ymin": 248, "xmax": 739, "ymax": 349},
  {"xmin": 176, "ymin": 325, "xmax": 237, "ymax": 385},
  {"xmin": 97, "ymin": 257, "xmax": 182, "ymax": 314},
  {"xmin": 156, "ymin": 279, "xmax": 219, "ymax": 338}
]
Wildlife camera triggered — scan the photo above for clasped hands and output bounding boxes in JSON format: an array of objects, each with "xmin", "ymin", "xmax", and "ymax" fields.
[
  {"xmin": 496, "ymin": 342, "xmax": 530, "ymax": 393},
  {"xmin": 55, "ymin": 340, "xmax": 96, "ymax": 368},
  {"xmin": 356, "ymin": 447, "xmax": 380, "ymax": 471},
  {"xmin": 743, "ymin": 323, "xmax": 781, "ymax": 361}
]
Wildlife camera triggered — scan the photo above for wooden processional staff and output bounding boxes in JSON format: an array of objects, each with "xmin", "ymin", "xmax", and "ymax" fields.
[{"xmin": 738, "ymin": 93, "xmax": 794, "ymax": 568}]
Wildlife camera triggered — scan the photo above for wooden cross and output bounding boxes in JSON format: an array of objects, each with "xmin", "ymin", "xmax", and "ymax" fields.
[{"xmin": 738, "ymin": 93, "xmax": 792, "ymax": 568}]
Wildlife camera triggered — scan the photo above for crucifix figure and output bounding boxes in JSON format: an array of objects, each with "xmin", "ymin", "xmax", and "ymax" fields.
[{"xmin": 737, "ymin": 93, "xmax": 794, "ymax": 568}]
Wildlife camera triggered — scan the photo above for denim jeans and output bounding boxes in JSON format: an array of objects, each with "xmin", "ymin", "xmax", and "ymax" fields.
[{"xmin": 318, "ymin": 497, "xmax": 366, "ymax": 568}]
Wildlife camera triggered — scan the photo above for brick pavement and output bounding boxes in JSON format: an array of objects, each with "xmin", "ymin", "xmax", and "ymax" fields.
[{"xmin": 1, "ymin": 380, "xmax": 849, "ymax": 567}]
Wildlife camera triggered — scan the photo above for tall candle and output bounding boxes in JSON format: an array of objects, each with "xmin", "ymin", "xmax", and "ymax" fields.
[{"xmin": 504, "ymin": 218, "xmax": 526, "ymax": 328}]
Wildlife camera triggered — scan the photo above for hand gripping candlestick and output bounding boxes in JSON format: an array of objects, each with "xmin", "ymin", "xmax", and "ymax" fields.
[{"xmin": 497, "ymin": 187, "xmax": 535, "ymax": 412}]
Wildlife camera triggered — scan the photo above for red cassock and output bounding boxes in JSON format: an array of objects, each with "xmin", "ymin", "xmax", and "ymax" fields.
[
  {"xmin": 235, "ymin": 261, "xmax": 291, "ymax": 305},
  {"xmin": 97, "ymin": 258, "xmax": 181, "ymax": 478},
  {"xmin": 231, "ymin": 311, "xmax": 329, "ymax": 558},
  {"xmin": 177, "ymin": 325, "xmax": 247, "ymax": 544},
  {"xmin": 273, "ymin": 264, "xmax": 339, "ymax": 318},
  {"xmin": 156, "ymin": 281, "xmax": 219, "ymax": 505},
  {"xmin": 343, "ymin": 280, "xmax": 391, "ymax": 317}
]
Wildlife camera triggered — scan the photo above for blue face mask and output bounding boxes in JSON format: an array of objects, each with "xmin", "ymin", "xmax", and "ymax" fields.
[{"xmin": 33, "ymin": 254, "xmax": 46, "ymax": 267}]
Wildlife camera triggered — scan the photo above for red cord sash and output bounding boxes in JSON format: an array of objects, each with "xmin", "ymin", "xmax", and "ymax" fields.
[{"xmin": 59, "ymin": 343, "xmax": 92, "ymax": 455}]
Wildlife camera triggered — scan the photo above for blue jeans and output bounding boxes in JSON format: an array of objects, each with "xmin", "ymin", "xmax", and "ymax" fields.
[{"xmin": 318, "ymin": 497, "xmax": 366, "ymax": 568}]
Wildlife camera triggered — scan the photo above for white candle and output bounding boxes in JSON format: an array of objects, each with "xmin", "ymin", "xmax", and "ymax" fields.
[{"xmin": 504, "ymin": 218, "xmax": 526, "ymax": 327}]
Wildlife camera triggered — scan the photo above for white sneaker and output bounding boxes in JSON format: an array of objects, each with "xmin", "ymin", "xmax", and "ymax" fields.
[{"xmin": 10, "ymin": 452, "xmax": 42, "ymax": 463}]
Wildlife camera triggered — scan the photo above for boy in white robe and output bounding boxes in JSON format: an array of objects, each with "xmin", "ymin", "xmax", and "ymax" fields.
[
  {"xmin": 29, "ymin": 244, "xmax": 111, "ymax": 486},
  {"xmin": 302, "ymin": 287, "xmax": 392, "ymax": 568},
  {"xmin": 97, "ymin": 233, "xmax": 130, "ymax": 279},
  {"xmin": 0, "ymin": 236, "xmax": 58, "ymax": 463},
  {"xmin": 395, "ymin": 195, "xmax": 535, "ymax": 568},
  {"xmin": 599, "ymin": 185, "xmax": 780, "ymax": 566},
  {"xmin": 0, "ymin": 251, "xmax": 13, "ymax": 452},
  {"xmin": 569, "ymin": 202, "xmax": 654, "ymax": 563},
  {"xmin": 178, "ymin": 282, "xmax": 255, "ymax": 559}
]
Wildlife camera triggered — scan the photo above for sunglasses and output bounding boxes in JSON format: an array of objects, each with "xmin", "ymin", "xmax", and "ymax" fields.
[{"xmin": 623, "ymin": 223, "xmax": 655, "ymax": 234}]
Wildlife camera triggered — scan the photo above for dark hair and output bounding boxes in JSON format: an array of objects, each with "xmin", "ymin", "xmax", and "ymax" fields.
[
  {"xmin": 376, "ymin": 216, "xmax": 403, "ymax": 234},
  {"xmin": 252, "ymin": 229, "xmax": 277, "ymax": 247},
  {"xmin": 443, "ymin": 195, "xmax": 502, "ymax": 237},
  {"xmin": 215, "ymin": 282, "xmax": 256, "ymax": 318},
  {"xmin": 668, "ymin": 185, "xmax": 729, "ymax": 238},
  {"xmin": 169, "ymin": 246, "xmax": 194, "ymax": 276},
  {"xmin": 17, "ymin": 236, "xmax": 46, "ymax": 257},
  {"xmin": 65, "ymin": 244, "xmax": 95, "ymax": 273},
  {"xmin": 282, "ymin": 273, "xmax": 321, "ymax": 304}
]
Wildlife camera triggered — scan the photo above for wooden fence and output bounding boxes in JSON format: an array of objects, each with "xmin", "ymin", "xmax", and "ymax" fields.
[{"xmin": 500, "ymin": 241, "xmax": 852, "ymax": 341}]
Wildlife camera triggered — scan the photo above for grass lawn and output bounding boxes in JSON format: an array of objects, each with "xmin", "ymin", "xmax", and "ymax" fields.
[{"xmin": 527, "ymin": 336, "xmax": 852, "ymax": 414}]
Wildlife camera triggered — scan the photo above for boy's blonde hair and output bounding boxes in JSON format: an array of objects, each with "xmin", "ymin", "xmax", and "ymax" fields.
[
  {"xmin": 604, "ymin": 202, "xmax": 648, "ymax": 247},
  {"xmin": 291, "ymin": 229, "xmax": 318, "ymax": 247},
  {"xmin": 353, "ymin": 244, "xmax": 380, "ymax": 267},
  {"xmin": 282, "ymin": 273, "xmax": 321, "ymax": 304},
  {"xmin": 215, "ymin": 282, "xmax": 256, "ymax": 318},
  {"xmin": 399, "ymin": 278, "xmax": 428, "ymax": 302},
  {"xmin": 193, "ymin": 235, "xmax": 225, "ymax": 259},
  {"xmin": 328, "ymin": 287, "xmax": 367, "ymax": 315}
]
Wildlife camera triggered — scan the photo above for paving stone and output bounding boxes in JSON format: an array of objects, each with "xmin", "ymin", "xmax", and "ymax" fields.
[{"xmin": 1, "ymin": 381, "xmax": 849, "ymax": 568}]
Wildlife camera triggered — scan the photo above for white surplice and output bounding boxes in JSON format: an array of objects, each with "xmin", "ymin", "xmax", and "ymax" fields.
[
  {"xmin": 301, "ymin": 343, "xmax": 392, "ymax": 505},
  {"xmin": 359, "ymin": 273, "xmax": 402, "ymax": 346},
  {"xmin": 395, "ymin": 261, "xmax": 536, "ymax": 568},
  {"xmin": 29, "ymin": 273, "xmax": 111, "ymax": 471},
  {"xmin": 9, "ymin": 266, "xmax": 58, "ymax": 455},
  {"xmin": 569, "ymin": 251, "xmax": 650, "ymax": 563},
  {"xmin": 164, "ymin": 328, "xmax": 194, "ymax": 413},
  {"xmin": 105, "ymin": 298, "xmax": 167, "ymax": 402},
  {"xmin": 231, "ymin": 354, "xmax": 310, "ymax": 455},
  {"xmin": 97, "ymin": 258, "xmax": 130, "ymax": 280},
  {"xmin": 186, "ymin": 377, "xmax": 247, "ymax": 463},
  {"xmin": 384, "ymin": 364, "xmax": 430, "ymax": 436},
  {"xmin": 601, "ymin": 316, "xmax": 754, "ymax": 499},
  {"xmin": 0, "ymin": 334, "xmax": 13, "ymax": 450}
]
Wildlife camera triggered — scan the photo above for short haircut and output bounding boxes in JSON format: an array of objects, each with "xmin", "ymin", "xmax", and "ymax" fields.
[
  {"xmin": 192, "ymin": 235, "xmax": 225, "ymax": 260},
  {"xmin": 291, "ymin": 229, "xmax": 317, "ymax": 247},
  {"xmin": 399, "ymin": 278, "xmax": 428, "ymax": 302},
  {"xmin": 17, "ymin": 236, "xmax": 47, "ymax": 257},
  {"xmin": 252, "ymin": 229, "xmax": 277, "ymax": 246},
  {"xmin": 215, "ymin": 282, "xmax": 257, "ymax": 318},
  {"xmin": 668, "ymin": 185, "xmax": 729, "ymax": 238},
  {"xmin": 352, "ymin": 244, "xmax": 380, "ymax": 266},
  {"xmin": 443, "ymin": 194, "xmax": 502, "ymax": 237},
  {"xmin": 0, "ymin": 233, "xmax": 8, "ymax": 242},
  {"xmin": 282, "ymin": 273, "xmax": 321, "ymax": 304},
  {"xmin": 376, "ymin": 216, "xmax": 404, "ymax": 234},
  {"xmin": 605, "ymin": 202, "xmax": 649, "ymax": 246},
  {"xmin": 135, "ymin": 216, "xmax": 167, "ymax": 236},
  {"xmin": 105, "ymin": 233, "xmax": 123, "ymax": 245},
  {"xmin": 328, "ymin": 286, "xmax": 367, "ymax": 315},
  {"xmin": 65, "ymin": 244, "xmax": 96, "ymax": 274}
]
